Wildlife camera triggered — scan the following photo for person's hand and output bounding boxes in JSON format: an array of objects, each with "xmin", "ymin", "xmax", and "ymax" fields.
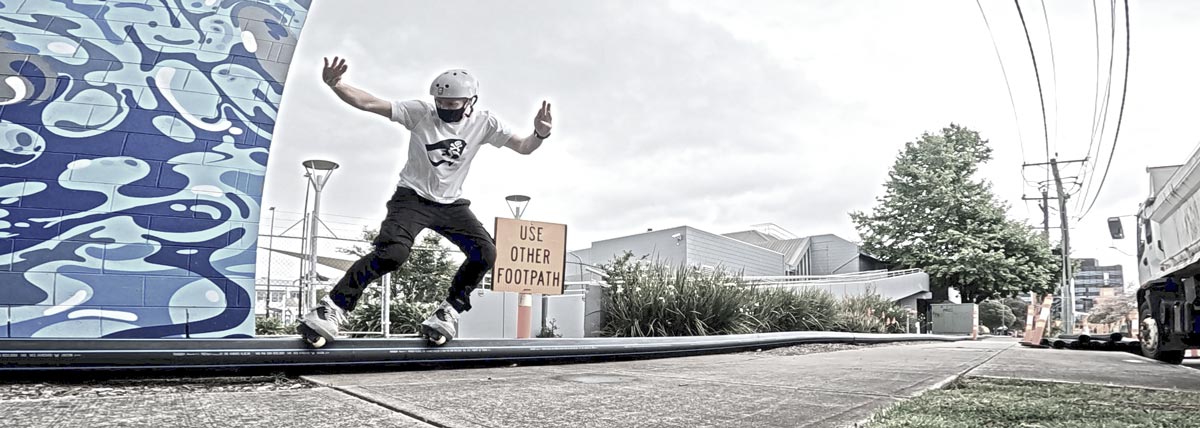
[
  {"xmin": 323, "ymin": 56, "xmax": 348, "ymax": 87},
  {"xmin": 534, "ymin": 101, "xmax": 552, "ymax": 137}
]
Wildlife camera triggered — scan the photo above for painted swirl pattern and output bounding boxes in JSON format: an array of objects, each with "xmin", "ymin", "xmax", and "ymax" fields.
[{"xmin": 0, "ymin": 0, "xmax": 310, "ymax": 338}]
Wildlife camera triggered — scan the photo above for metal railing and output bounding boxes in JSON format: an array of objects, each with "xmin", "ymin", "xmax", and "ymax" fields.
[{"xmin": 740, "ymin": 268, "xmax": 924, "ymax": 287}]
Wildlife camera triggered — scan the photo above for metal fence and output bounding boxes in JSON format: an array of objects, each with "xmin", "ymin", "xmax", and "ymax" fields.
[{"xmin": 253, "ymin": 209, "xmax": 467, "ymax": 328}]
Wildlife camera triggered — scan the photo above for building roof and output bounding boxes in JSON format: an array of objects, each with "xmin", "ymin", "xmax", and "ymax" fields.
[
  {"xmin": 756, "ymin": 238, "xmax": 812, "ymax": 267},
  {"xmin": 720, "ymin": 230, "xmax": 776, "ymax": 246},
  {"xmin": 723, "ymin": 230, "xmax": 817, "ymax": 267},
  {"xmin": 724, "ymin": 230, "xmax": 883, "ymax": 269}
]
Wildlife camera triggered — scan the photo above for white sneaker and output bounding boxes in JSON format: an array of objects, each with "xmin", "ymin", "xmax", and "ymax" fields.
[
  {"xmin": 301, "ymin": 296, "xmax": 347, "ymax": 343},
  {"xmin": 420, "ymin": 301, "xmax": 460, "ymax": 346}
]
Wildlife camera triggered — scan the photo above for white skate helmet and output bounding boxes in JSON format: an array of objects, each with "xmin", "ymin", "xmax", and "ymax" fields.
[{"xmin": 429, "ymin": 69, "xmax": 478, "ymax": 98}]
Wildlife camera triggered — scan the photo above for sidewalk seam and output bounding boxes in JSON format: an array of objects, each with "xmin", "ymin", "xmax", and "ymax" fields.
[{"xmin": 301, "ymin": 376, "xmax": 450, "ymax": 428}]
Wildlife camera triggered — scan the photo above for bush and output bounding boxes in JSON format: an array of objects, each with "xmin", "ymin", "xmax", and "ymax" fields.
[
  {"xmin": 537, "ymin": 320, "xmax": 562, "ymax": 338},
  {"xmin": 600, "ymin": 253, "xmax": 755, "ymax": 337},
  {"xmin": 835, "ymin": 292, "xmax": 909, "ymax": 333},
  {"xmin": 345, "ymin": 300, "xmax": 439, "ymax": 336},
  {"xmin": 598, "ymin": 253, "xmax": 910, "ymax": 336},
  {"xmin": 980, "ymin": 300, "xmax": 1017, "ymax": 330},
  {"xmin": 747, "ymin": 286, "xmax": 840, "ymax": 332},
  {"xmin": 834, "ymin": 310, "xmax": 886, "ymax": 333},
  {"xmin": 255, "ymin": 315, "xmax": 295, "ymax": 336}
]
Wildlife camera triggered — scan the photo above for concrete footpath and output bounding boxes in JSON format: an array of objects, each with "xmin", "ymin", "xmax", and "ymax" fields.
[
  {"xmin": 5, "ymin": 339, "xmax": 1200, "ymax": 428},
  {"xmin": 303, "ymin": 340, "xmax": 1010, "ymax": 428}
]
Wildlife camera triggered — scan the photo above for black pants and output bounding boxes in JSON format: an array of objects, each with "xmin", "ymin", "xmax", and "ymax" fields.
[{"xmin": 329, "ymin": 187, "xmax": 496, "ymax": 313}]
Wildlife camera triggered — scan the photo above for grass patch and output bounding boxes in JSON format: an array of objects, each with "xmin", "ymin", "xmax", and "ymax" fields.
[{"xmin": 867, "ymin": 377, "xmax": 1200, "ymax": 427}]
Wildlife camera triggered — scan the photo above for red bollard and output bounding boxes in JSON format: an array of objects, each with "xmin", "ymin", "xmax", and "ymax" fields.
[{"xmin": 517, "ymin": 292, "xmax": 532, "ymax": 339}]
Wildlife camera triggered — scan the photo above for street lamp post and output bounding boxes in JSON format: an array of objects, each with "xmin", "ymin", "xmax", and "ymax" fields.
[
  {"xmin": 267, "ymin": 206, "xmax": 275, "ymax": 318},
  {"xmin": 302, "ymin": 160, "xmax": 339, "ymax": 312}
]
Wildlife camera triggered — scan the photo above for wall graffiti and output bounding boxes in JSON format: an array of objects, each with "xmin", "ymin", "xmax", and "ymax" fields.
[{"xmin": 0, "ymin": 0, "xmax": 310, "ymax": 338}]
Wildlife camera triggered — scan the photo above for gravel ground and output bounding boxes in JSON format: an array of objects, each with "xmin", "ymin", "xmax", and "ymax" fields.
[
  {"xmin": 753, "ymin": 340, "xmax": 944, "ymax": 357},
  {"xmin": 0, "ymin": 374, "xmax": 312, "ymax": 401}
]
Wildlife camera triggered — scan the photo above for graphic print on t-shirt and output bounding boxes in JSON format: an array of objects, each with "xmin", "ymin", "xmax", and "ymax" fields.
[{"xmin": 425, "ymin": 138, "xmax": 468, "ymax": 167}]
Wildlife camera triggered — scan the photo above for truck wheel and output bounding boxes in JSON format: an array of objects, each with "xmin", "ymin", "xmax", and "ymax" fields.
[{"xmin": 1139, "ymin": 299, "xmax": 1185, "ymax": 365}]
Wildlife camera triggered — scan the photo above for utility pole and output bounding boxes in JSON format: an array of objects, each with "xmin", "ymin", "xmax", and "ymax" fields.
[
  {"xmin": 1041, "ymin": 189, "xmax": 1050, "ymax": 241},
  {"xmin": 1021, "ymin": 189, "xmax": 1053, "ymax": 311},
  {"xmin": 1023, "ymin": 158, "xmax": 1087, "ymax": 330},
  {"xmin": 1020, "ymin": 190, "xmax": 1054, "ymax": 240},
  {"xmin": 1050, "ymin": 158, "xmax": 1075, "ymax": 335}
]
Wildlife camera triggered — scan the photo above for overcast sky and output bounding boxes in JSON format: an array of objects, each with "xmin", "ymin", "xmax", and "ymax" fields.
[{"xmin": 263, "ymin": 0, "xmax": 1200, "ymax": 282}]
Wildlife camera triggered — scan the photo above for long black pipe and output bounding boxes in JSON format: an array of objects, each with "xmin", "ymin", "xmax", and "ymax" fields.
[{"xmin": 0, "ymin": 332, "xmax": 969, "ymax": 371}]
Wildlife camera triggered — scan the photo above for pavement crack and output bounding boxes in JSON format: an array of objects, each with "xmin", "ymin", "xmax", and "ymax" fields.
[
  {"xmin": 320, "ymin": 385, "xmax": 448, "ymax": 428},
  {"xmin": 803, "ymin": 398, "xmax": 879, "ymax": 428}
]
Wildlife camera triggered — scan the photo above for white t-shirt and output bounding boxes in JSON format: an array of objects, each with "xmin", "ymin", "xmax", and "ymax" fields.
[{"xmin": 390, "ymin": 100, "xmax": 514, "ymax": 203}]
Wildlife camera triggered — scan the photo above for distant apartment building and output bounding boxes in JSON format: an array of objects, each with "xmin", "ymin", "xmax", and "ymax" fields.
[{"xmin": 1073, "ymin": 258, "xmax": 1125, "ymax": 313}]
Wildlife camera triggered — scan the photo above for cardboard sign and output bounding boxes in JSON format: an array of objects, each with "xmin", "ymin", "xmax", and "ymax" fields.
[
  {"xmin": 1021, "ymin": 294, "xmax": 1055, "ymax": 347},
  {"xmin": 492, "ymin": 218, "xmax": 567, "ymax": 295}
]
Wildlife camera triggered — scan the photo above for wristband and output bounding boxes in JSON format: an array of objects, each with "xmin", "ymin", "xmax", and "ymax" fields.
[{"xmin": 534, "ymin": 130, "xmax": 551, "ymax": 140}]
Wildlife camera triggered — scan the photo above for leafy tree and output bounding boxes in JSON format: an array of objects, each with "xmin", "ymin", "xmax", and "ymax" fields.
[
  {"xmin": 338, "ymin": 230, "xmax": 458, "ymax": 335},
  {"xmin": 850, "ymin": 124, "xmax": 1058, "ymax": 302},
  {"xmin": 979, "ymin": 300, "xmax": 1016, "ymax": 330},
  {"xmin": 338, "ymin": 230, "xmax": 457, "ymax": 303},
  {"xmin": 1003, "ymin": 297, "xmax": 1029, "ymax": 331}
]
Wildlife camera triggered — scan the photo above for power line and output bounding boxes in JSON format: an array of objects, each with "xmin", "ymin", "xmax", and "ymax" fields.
[
  {"xmin": 1080, "ymin": 0, "xmax": 1123, "ymax": 213},
  {"xmin": 1038, "ymin": 0, "xmax": 1059, "ymax": 157},
  {"xmin": 1080, "ymin": 0, "xmax": 1103, "ymax": 211},
  {"xmin": 1080, "ymin": 0, "xmax": 1130, "ymax": 220},
  {"xmin": 974, "ymin": 0, "xmax": 1038, "ymax": 191},
  {"xmin": 1078, "ymin": 0, "xmax": 1121, "ymax": 215},
  {"xmin": 1014, "ymin": 0, "xmax": 1051, "ymax": 180}
]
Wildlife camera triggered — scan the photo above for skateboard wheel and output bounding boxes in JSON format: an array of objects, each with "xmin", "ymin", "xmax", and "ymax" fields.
[{"xmin": 309, "ymin": 336, "xmax": 326, "ymax": 348}]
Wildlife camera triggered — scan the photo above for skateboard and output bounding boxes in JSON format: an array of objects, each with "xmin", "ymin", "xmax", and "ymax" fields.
[
  {"xmin": 298, "ymin": 322, "xmax": 328, "ymax": 348},
  {"xmin": 420, "ymin": 324, "xmax": 449, "ymax": 346}
]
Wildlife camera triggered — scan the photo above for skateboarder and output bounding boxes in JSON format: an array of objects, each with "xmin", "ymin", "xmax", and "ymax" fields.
[{"xmin": 298, "ymin": 57, "xmax": 553, "ymax": 347}]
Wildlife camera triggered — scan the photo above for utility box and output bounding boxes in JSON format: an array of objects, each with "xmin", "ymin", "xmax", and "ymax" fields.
[
  {"xmin": 458, "ymin": 289, "xmax": 517, "ymax": 339},
  {"xmin": 541, "ymin": 294, "xmax": 585, "ymax": 338},
  {"xmin": 458, "ymin": 289, "xmax": 586, "ymax": 339},
  {"xmin": 566, "ymin": 283, "xmax": 606, "ymax": 337},
  {"xmin": 930, "ymin": 303, "xmax": 979, "ymax": 338}
]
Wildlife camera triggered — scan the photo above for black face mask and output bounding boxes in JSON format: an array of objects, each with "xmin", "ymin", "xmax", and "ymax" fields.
[
  {"xmin": 436, "ymin": 107, "xmax": 465, "ymax": 123},
  {"xmin": 436, "ymin": 96, "xmax": 476, "ymax": 123}
]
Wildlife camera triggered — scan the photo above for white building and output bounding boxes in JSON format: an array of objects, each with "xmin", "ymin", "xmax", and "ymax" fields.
[
  {"xmin": 722, "ymin": 229, "xmax": 888, "ymax": 276},
  {"xmin": 568, "ymin": 225, "xmax": 787, "ymax": 281},
  {"xmin": 566, "ymin": 224, "xmax": 930, "ymax": 309}
]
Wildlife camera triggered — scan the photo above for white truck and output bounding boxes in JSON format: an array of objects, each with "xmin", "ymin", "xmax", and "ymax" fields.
[{"xmin": 1112, "ymin": 142, "xmax": 1200, "ymax": 364}]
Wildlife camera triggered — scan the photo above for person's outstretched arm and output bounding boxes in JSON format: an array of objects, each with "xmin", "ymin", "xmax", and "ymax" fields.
[
  {"xmin": 323, "ymin": 56, "xmax": 391, "ymax": 118},
  {"xmin": 505, "ymin": 101, "xmax": 553, "ymax": 155}
]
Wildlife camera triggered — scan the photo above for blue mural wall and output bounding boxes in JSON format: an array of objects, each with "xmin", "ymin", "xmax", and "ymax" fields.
[{"xmin": 0, "ymin": 0, "xmax": 310, "ymax": 338}]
